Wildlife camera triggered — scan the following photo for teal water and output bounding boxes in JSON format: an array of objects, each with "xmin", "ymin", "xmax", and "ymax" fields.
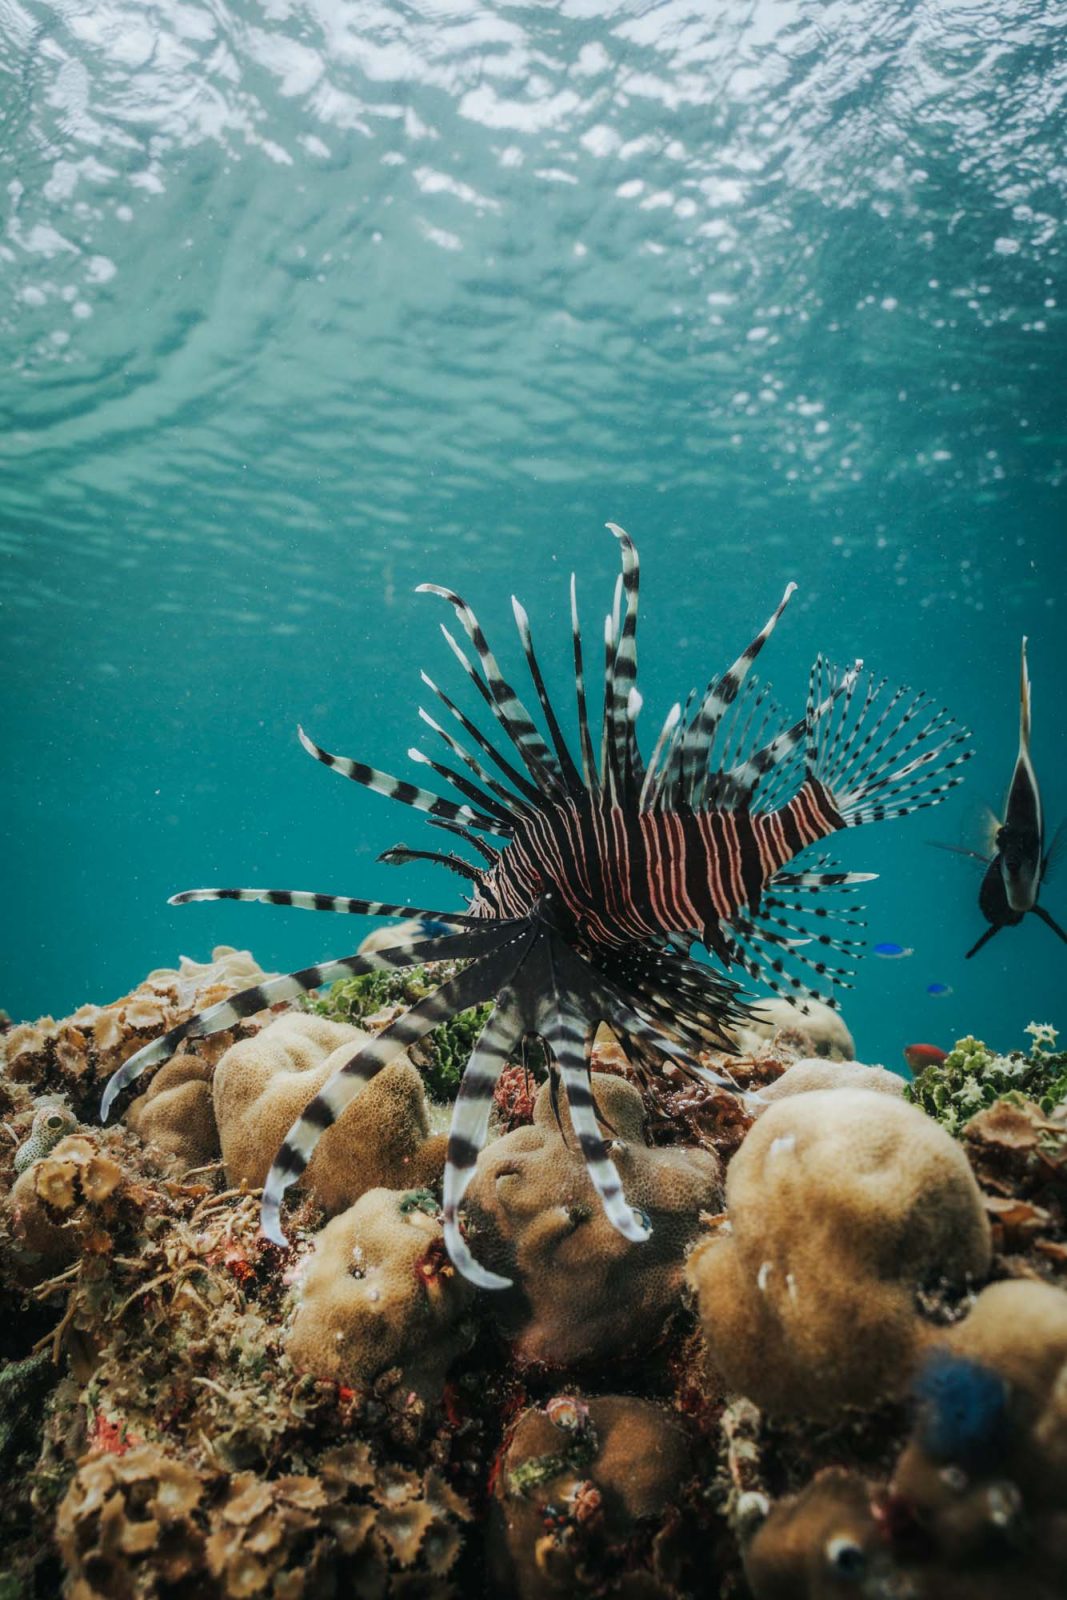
[{"xmin": 1, "ymin": 0, "xmax": 1064, "ymax": 1071}]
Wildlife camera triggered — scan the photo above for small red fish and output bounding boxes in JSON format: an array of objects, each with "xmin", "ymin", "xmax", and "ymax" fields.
[{"xmin": 903, "ymin": 1043, "xmax": 947, "ymax": 1073}]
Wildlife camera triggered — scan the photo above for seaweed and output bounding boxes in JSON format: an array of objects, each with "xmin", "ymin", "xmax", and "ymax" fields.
[
  {"xmin": 905, "ymin": 1027, "xmax": 1067, "ymax": 1134},
  {"xmin": 307, "ymin": 965, "xmax": 492, "ymax": 1101}
]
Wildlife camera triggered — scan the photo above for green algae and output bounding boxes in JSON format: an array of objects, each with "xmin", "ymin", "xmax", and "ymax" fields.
[
  {"xmin": 905, "ymin": 1027, "xmax": 1067, "ymax": 1134},
  {"xmin": 306, "ymin": 965, "xmax": 491, "ymax": 1101}
]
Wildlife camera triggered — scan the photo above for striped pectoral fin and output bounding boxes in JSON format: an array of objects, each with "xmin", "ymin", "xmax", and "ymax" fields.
[
  {"xmin": 440, "ymin": 985, "xmax": 526, "ymax": 1290},
  {"xmin": 262, "ymin": 946, "xmax": 522, "ymax": 1249},
  {"xmin": 545, "ymin": 1012, "xmax": 650, "ymax": 1245},
  {"xmin": 100, "ymin": 923, "xmax": 518, "ymax": 1120},
  {"xmin": 297, "ymin": 724, "xmax": 502, "ymax": 834},
  {"xmin": 168, "ymin": 886, "xmax": 488, "ymax": 923}
]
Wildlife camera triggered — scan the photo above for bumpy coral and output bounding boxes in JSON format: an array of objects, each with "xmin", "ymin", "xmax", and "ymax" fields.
[
  {"xmin": 2, "ymin": 946, "xmax": 278, "ymax": 1122},
  {"xmin": 756, "ymin": 1057, "xmax": 904, "ymax": 1106},
  {"xmin": 730, "ymin": 998, "xmax": 856, "ymax": 1063},
  {"xmin": 892, "ymin": 1280, "xmax": 1067, "ymax": 1576},
  {"xmin": 687, "ymin": 1088, "xmax": 992, "ymax": 1417},
  {"xmin": 489, "ymin": 1396, "xmax": 698, "ymax": 1599},
  {"xmin": 462, "ymin": 1073, "xmax": 722, "ymax": 1367},
  {"xmin": 907, "ymin": 1030, "xmax": 1067, "ymax": 1133},
  {"xmin": 286, "ymin": 1187, "xmax": 476, "ymax": 1400},
  {"xmin": 127, "ymin": 1054, "xmax": 220, "ymax": 1173},
  {"xmin": 213, "ymin": 1013, "xmax": 446, "ymax": 1213},
  {"xmin": 57, "ymin": 1437, "xmax": 473, "ymax": 1599},
  {"xmin": 744, "ymin": 1468, "xmax": 893, "ymax": 1600}
]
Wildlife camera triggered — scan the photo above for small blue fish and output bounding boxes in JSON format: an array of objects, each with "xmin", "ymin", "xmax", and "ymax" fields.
[
  {"xmin": 874, "ymin": 942, "xmax": 913, "ymax": 958},
  {"xmin": 926, "ymin": 982, "xmax": 952, "ymax": 997}
]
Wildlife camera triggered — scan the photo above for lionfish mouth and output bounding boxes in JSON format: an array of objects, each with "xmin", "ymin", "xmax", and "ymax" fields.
[{"xmin": 101, "ymin": 523, "xmax": 972, "ymax": 1288}]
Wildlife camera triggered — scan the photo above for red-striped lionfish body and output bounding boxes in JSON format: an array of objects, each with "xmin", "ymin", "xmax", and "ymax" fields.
[{"xmin": 101, "ymin": 526, "xmax": 972, "ymax": 1288}]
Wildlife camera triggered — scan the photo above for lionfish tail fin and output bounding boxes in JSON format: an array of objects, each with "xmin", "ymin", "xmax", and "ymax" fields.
[{"xmin": 806, "ymin": 658, "xmax": 973, "ymax": 828}]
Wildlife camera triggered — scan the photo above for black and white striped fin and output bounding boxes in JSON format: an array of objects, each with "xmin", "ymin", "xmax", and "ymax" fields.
[
  {"xmin": 100, "ymin": 924, "xmax": 507, "ymax": 1120},
  {"xmin": 420, "ymin": 671, "xmax": 544, "ymax": 807},
  {"xmin": 647, "ymin": 686, "xmax": 697, "ymax": 812},
  {"xmin": 570, "ymin": 573, "xmax": 600, "ymax": 792},
  {"xmin": 167, "ymin": 886, "xmax": 487, "ymax": 922},
  {"xmin": 405, "ymin": 745, "xmax": 518, "ymax": 828},
  {"xmin": 418, "ymin": 585, "xmax": 564, "ymax": 797},
  {"xmin": 544, "ymin": 1009, "xmax": 650, "ymax": 1246},
  {"xmin": 638, "ymin": 702, "xmax": 681, "ymax": 811},
  {"xmin": 805, "ymin": 662, "xmax": 974, "ymax": 827},
  {"xmin": 680, "ymin": 583, "xmax": 797, "ymax": 806},
  {"xmin": 441, "ymin": 984, "xmax": 526, "ymax": 1290},
  {"xmin": 262, "ymin": 946, "xmax": 519, "ymax": 1252},
  {"xmin": 416, "ymin": 707, "xmax": 534, "ymax": 825},
  {"xmin": 605, "ymin": 524, "xmax": 643, "ymax": 797},
  {"xmin": 297, "ymin": 726, "xmax": 502, "ymax": 833},
  {"xmin": 510, "ymin": 597, "xmax": 585, "ymax": 796}
]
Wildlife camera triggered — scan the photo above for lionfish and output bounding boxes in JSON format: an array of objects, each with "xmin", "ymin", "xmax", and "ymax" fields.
[{"xmin": 102, "ymin": 526, "xmax": 972, "ymax": 1287}]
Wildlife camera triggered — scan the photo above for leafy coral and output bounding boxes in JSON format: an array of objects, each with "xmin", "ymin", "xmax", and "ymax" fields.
[
  {"xmin": 905, "ymin": 1030, "xmax": 1067, "ymax": 1134},
  {"xmin": 307, "ymin": 963, "xmax": 491, "ymax": 1101}
]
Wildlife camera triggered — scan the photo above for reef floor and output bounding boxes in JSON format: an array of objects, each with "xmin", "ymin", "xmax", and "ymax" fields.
[{"xmin": 2, "ymin": 947, "xmax": 1065, "ymax": 1600}]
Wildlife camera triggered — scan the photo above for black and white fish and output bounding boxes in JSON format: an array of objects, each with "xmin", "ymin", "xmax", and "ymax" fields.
[
  {"xmin": 952, "ymin": 639, "xmax": 1066, "ymax": 960},
  {"xmin": 101, "ymin": 526, "xmax": 972, "ymax": 1286}
]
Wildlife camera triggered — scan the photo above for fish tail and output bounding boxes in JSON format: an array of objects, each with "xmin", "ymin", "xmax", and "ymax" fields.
[{"xmin": 805, "ymin": 658, "xmax": 973, "ymax": 828}]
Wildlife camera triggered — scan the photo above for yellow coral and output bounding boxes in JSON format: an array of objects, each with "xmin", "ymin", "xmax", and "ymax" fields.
[
  {"xmin": 462, "ymin": 1072, "xmax": 722, "ymax": 1366},
  {"xmin": 213, "ymin": 1012, "xmax": 445, "ymax": 1214},
  {"xmin": 687, "ymin": 1088, "xmax": 991, "ymax": 1417},
  {"xmin": 286, "ymin": 1186, "xmax": 476, "ymax": 1400}
]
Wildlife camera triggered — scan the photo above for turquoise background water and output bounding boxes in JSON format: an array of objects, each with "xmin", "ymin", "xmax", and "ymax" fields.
[{"xmin": 2, "ymin": 0, "xmax": 1064, "ymax": 1069}]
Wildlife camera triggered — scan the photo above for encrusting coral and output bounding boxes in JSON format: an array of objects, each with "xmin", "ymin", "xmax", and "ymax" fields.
[
  {"xmin": 687, "ymin": 1088, "xmax": 992, "ymax": 1417},
  {"xmin": 7, "ymin": 1131, "xmax": 124, "ymax": 1269},
  {"xmin": 461, "ymin": 1071, "xmax": 722, "ymax": 1367},
  {"xmin": 489, "ymin": 1395, "xmax": 701, "ymax": 1600},
  {"xmin": 213, "ymin": 1012, "xmax": 446, "ymax": 1214},
  {"xmin": 1, "ymin": 946, "xmax": 278, "ymax": 1124},
  {"xmin": 286, "ymin": 1186, "xmax": 477, "ymax": 1401}
]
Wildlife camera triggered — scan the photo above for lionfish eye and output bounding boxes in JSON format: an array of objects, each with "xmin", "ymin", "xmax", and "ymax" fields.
[
  {"xmin": 825, "ymin": 1536, "xmax": 866, "ymax": 1579},
  {"xmin": 46, "ymin": 1113, "xmax": 65, "ymax": 1129}
]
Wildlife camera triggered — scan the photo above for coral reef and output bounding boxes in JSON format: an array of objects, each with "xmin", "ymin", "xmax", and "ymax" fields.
[
  {"xmin": 907, "ymin": 1027, "xmax": 1067, "ymax": 1133},
  {"xmin": 213, "ymin": 1012, "xmax": 446, "ymax": 1213},
  {"xmin": 461, "ymin": 1071, "xmax": 722, "ymax": 1367},
  {"xmin": 687, "ymin": 1088, "xmax": 991, "ymax": 1416},
  {"xmin": 3, "ymin": 957, "xmax": 1066, "ymax": 1600},
  {"xmin": 307, "ymin": 960, "xmax": 491, "ymax": 1102},
  {"xmin": 1, "ymin": 946, "xmax": 278, "ymax": 1123},
  {"xmin": 729, "ymin": 998, "xmax": 856, "ymax": 1063},
  {"xmin": 127, "ymin": 1054, "xmax": 220, "ymax": 1174},
  {"xmin": 489, "ymin": 1395, "xmax": 702, "ymax": 1600},
  {"xmin": 286, "ymin": 1186, "xmax": 477, "ymax": 1401}
]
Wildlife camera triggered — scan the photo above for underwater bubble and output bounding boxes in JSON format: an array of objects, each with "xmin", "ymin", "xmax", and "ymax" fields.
[
  {"xmin": 874, "ymin": 942, "xmax": 914, "ymax": 958},
  {"xmin": 926, "ymin": 983, "xmax": 953, "ymax": 997}
]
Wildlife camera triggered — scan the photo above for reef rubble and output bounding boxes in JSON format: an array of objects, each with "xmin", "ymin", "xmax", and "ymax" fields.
[{"xmin": 2, "ymin": 951, "xmax": 1065, "ymax": 1599}]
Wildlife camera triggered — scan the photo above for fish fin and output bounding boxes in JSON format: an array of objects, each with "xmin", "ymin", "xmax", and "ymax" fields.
[
  {"xmin": 297, "ymin": 725, "xmax": 503, "ymax": 834},
  {"xmin": 262, "ymin": 934, "xmax": 531, "ymax": 1273},
  {"xmin": 927, "ymin": 840, "xmax": 992, "ymax": 867},
  {"xmin": 965, "ymin": 924, "xmax": 1002, "ymax": 960},
  {"xmin": 1020, "ymin": 636, "xmax": 1032, "ymax": 756},
  {"xmin": 101, "ymin": 921, "xmax": 516, "ymax": 1119},
  {"xmin": 169, "ymin": 886, "xmax": 487, "ymax": 921},
  {"xmin": 1032, "ymin": 904, "xmax": 1067, "ymax": 947},
  {"xmin": 1042, "ymin": 819, "xmax": 1067, "ymax": 884},
  {"xmin": 805, "ymin": 659, "xmax": 973, "ymax": 826}
]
